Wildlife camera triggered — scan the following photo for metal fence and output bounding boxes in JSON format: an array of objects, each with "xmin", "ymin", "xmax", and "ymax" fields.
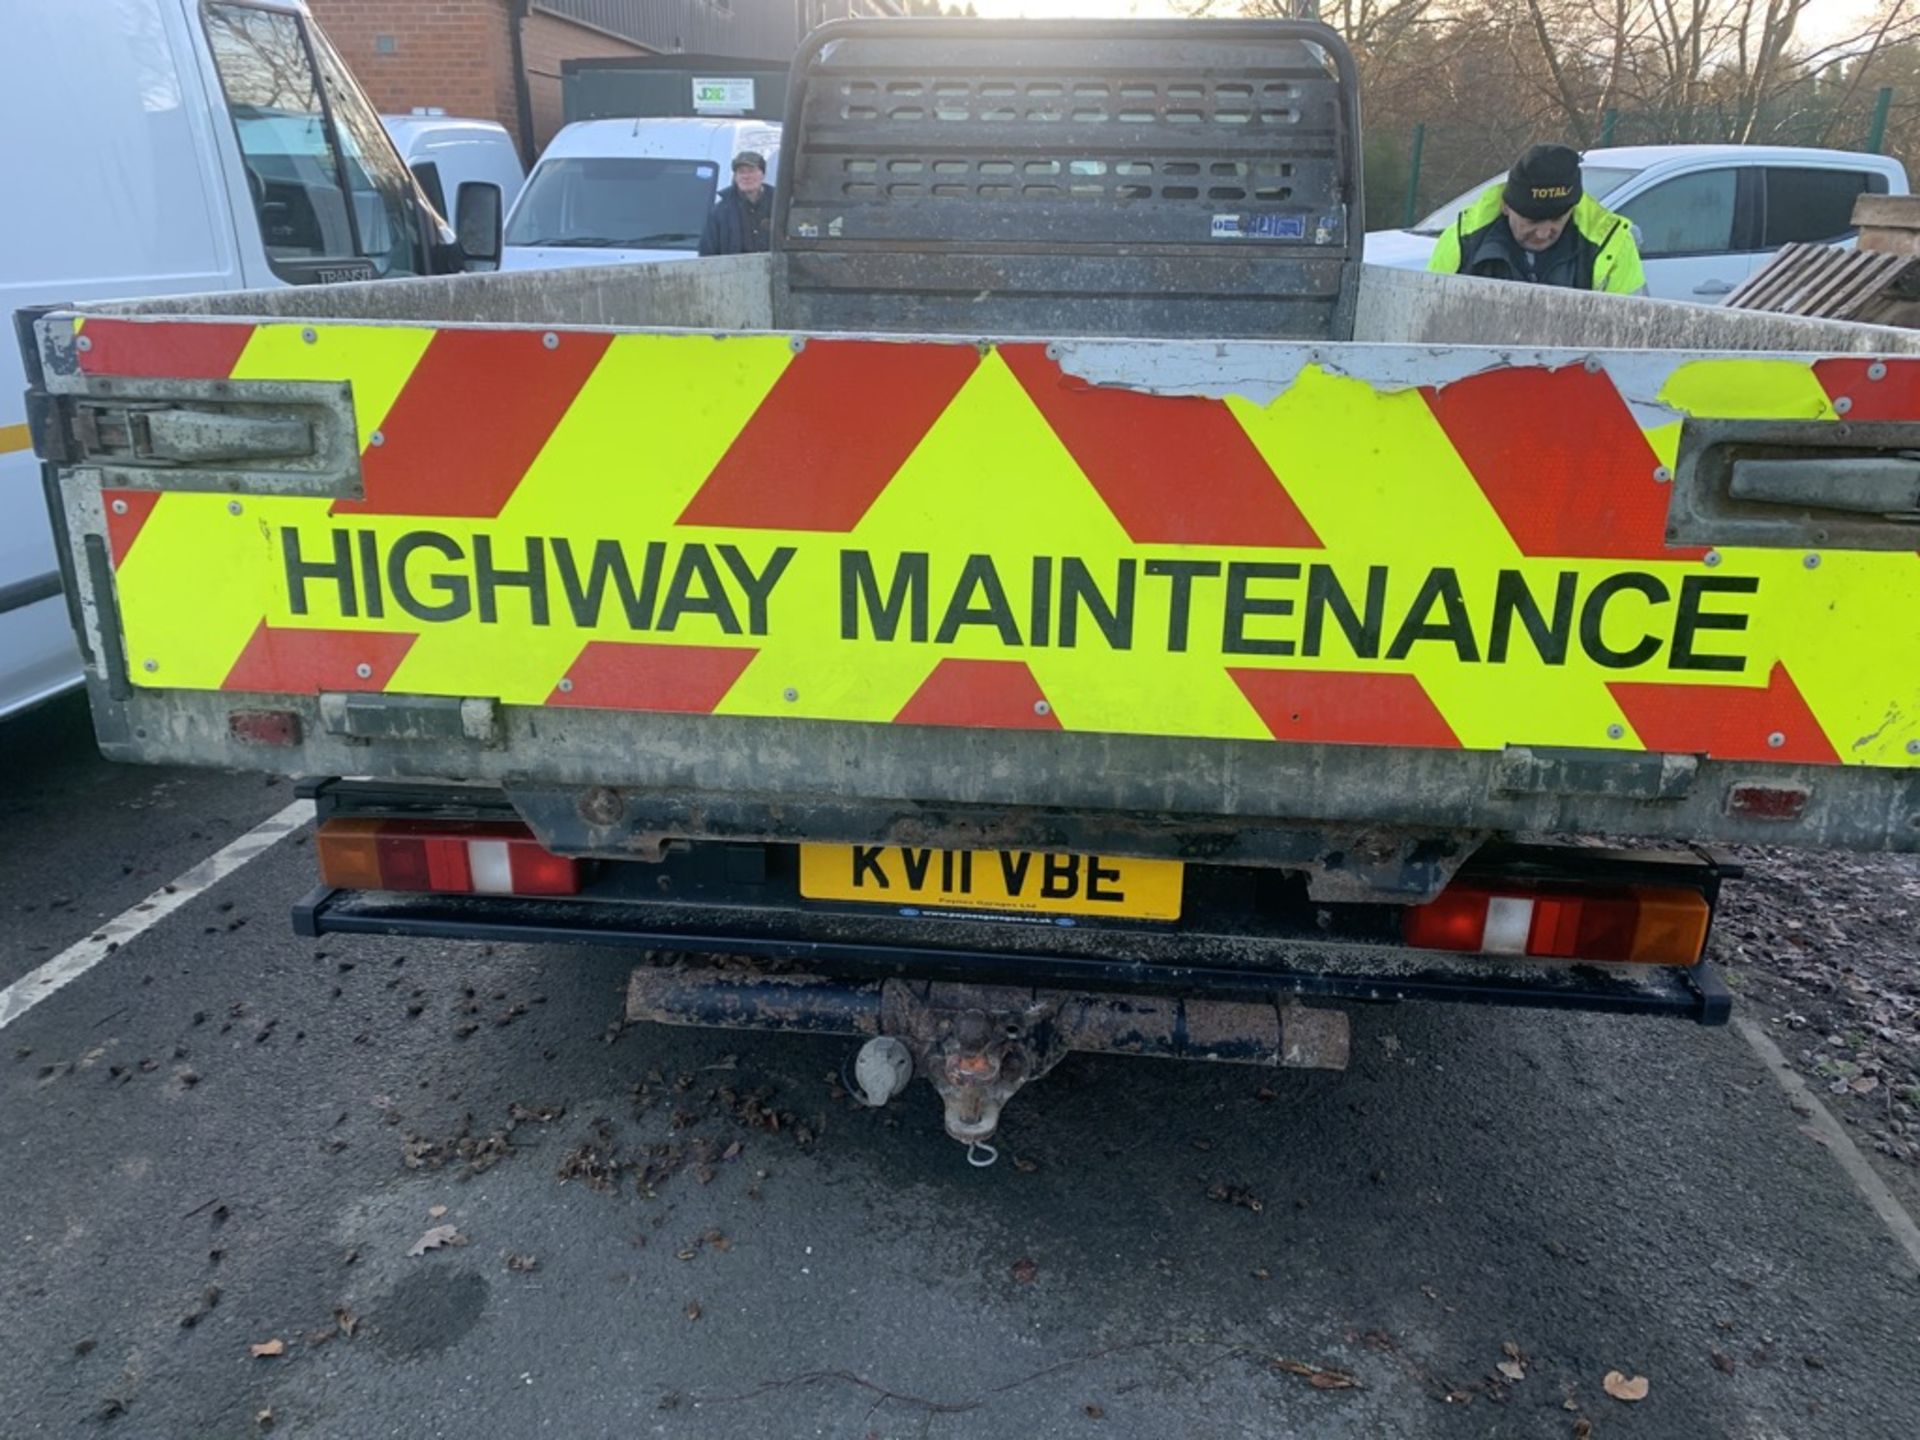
[{"xmin": 1376, "ymin": 88, "xmax": 1900, "ymax": 231}]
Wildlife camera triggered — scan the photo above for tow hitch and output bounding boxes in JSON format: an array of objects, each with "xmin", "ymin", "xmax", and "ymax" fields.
[{"xmin": 626, "ymin": 965, "xmax": 1351, "ymax": 1149}]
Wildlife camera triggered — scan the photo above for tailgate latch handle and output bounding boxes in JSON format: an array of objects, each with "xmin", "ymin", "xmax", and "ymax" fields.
[
  {"xmin": 1728, "ymin": 455, "xmax": 1920, "ymax": 520},
  {"xmin": 72, "ymin": 403, "xmax": 313, "ymax": 467}
]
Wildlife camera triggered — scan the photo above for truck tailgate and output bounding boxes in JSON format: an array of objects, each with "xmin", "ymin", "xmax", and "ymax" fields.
[{"xmin": 24, "ymin": 309, "xmax": 1920, "ymax": 855}]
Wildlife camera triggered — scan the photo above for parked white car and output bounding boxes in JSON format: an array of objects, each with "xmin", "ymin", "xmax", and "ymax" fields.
[
  {"xmin": 382, "ymin": 112, "xmax": 526, "ymax": 229},
  {"xmin": 502, "ymin": 117, "xmax": 781, "ymax": 271},
  {"xmin": 1366, "ymin": 144, "xmax": 1911, "ymax": 303}
]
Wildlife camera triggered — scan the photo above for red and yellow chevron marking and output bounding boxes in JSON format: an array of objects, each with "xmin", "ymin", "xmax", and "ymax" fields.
[{"xmin": 73, "ymin": 315, "xmax": 1920, "ymax": 768}]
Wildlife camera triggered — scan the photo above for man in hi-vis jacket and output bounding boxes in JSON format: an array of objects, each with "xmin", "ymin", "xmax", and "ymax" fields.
[{"xmin": 1429, "ymin": 142, "xmax": 1646, "ymax": 295}]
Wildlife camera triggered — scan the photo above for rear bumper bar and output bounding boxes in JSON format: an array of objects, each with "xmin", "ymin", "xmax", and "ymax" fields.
[{"xmin": 293, "ymin": 884, "xmax": 1732, "ymax": 1025}]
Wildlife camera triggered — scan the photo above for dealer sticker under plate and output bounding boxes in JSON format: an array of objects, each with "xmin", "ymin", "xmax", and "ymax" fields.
[{"xmin": 799, "ymin": 845, "xmax": 1184, "ymax": 922}]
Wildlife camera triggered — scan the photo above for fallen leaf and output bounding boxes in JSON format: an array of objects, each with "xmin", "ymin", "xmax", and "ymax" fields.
[
  {"xmin": 408, "ymin": 1224, "xmax": 464, "ymax": 1256},
  {"xmin": 1013, "ymin": 1155, "xmax": 1040, "ymax": 1174},
  {"xmin": 1273, "ymin": 1358, "xmax": 1359, "ymax": 1390},
  {"xmin": 1204, "ymin": 1181, "xmax": 1263, "ymax": 1213},
  {"xmin": 1084, "ymin": 1403, "xmax": 1105, "ymax": 1419},
  {"xmin": 1011, "ymin": 1257, "xmax": 1040, "ymax": 1284},
  {"xmin": 249, "ymin": 1339, "xmax": 286, "ymax": 1358},
  {"xmin": 1710, "ymin": 1348, "xmax": 1736, "ymax": 1375},
  {"xmin": 1497, "ymin": 1361, "xmax": 1527, "ymax": 1382},
  {"xmin": 427, "ymin": 1204, "xmax": 448, "ymax": 1219},
  {"xmin": 1573, "ymin": 1421, "xmax": 1593, "ymax": 1439},
  {"xmin": 1252, "ymin": 1267, "xmax": 1271, "ymax": 1281},
  {"xmin": 257, "ymin": 1409, "xmax": 274, "ymax": 1430},
  {"xmin": 684, "ymin": 1301, "xmax": 702, "ymax": 1322},
  {"xmin": 334, "ymin": 1308, "xmax": 358, "ymax": 1339},
  {"xmin": 506, "ymin": 1253, "xmax": 539, "ymax": 1272},
  {"xmin": 1603, "ymin": 1370, "xmax": 1650, "ymax": 1402}
]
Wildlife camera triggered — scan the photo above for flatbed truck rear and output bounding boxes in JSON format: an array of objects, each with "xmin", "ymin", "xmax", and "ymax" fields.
[{"xmin": 20, "ymin": 20, "xmax": 1920, "ymax": 1149}]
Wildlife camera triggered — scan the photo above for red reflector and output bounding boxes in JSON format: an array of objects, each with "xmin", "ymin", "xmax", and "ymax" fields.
[
  {"xmin": 228, "ymin": 709, "xmax": 301, "ymax": 746},
  {"xmin": 316, "ymin": 819, "xmax": 582, "ymax": 897},
  {"xmin": 1404, "ymin": 882, "xmax": 1711, "ymax": 966},
  {"xmin": 1725, "ymin": 782, "xmax": 1810, "ymax": 821}
]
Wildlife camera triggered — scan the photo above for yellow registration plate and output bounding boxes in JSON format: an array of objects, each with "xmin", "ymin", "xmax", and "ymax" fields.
[{"xmin": 799, "ymin": 845, "xmax": 1184, "ymax": 922}]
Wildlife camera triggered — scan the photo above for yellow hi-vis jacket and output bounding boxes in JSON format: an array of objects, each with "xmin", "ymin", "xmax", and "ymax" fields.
[{"xmin": 1428, "ymin": 185, "xmax": 1647, "ymax": 296}]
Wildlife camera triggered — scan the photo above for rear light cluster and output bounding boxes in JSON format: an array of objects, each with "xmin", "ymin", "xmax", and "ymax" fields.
[
  {"xmin": 317, "ymin": 819, "xmax": 582, "ymax": 897},
  {"xmin": 1403, "ymin": 884, "xmax": 1711, "ymax": 966}
]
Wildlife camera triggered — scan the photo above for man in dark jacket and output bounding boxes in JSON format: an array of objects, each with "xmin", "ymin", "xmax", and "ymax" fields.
[
  {"xmin": 698, "ymin": 151, "xmax": 775, "ymax": 257},
  {"xmin": 1428, "ymin": 143, "xmax": 1645, "ymax": 294}
]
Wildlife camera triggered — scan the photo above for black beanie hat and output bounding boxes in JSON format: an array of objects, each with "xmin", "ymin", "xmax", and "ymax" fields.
[{"xmin": 1504, "ymin": 143, "xmax": 1583, "ymax": 221}]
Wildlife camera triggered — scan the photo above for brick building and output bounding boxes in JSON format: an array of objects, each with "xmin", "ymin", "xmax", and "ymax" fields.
[{"xmin": 310, "ymin": 0, "xmax": 897, "ymax": 161}]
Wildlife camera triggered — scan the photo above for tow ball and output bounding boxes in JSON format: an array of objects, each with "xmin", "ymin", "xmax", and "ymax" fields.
[{"xmin": 626, "ymin": 966, "xmax": 1351, "ymax": 1151}]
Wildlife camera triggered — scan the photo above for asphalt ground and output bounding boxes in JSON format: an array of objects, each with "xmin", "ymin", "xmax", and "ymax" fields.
[{"xmin": 3, "ymin": 692, "xmax": 1918, "ymax": 1439}]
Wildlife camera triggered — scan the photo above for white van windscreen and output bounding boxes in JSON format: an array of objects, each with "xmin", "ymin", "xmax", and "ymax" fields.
[{"xmin": 505, "ymin": 158, "xmax": 719, "ymax": 251}]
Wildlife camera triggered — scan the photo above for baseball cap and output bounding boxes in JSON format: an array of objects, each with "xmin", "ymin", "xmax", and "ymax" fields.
[{"xmin": 1504, "ymin": 144, "xmax": 1582, "ymax": 221}]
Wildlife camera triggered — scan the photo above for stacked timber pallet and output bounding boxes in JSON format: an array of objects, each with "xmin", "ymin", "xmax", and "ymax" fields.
[{"xmin": 1724, "ymin": 194, "xmax": 1920, "ymax": 326}]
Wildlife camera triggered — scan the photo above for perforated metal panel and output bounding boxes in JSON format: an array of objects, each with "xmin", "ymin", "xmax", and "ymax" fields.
[{"xmin": 772, "ymin": 20, "xmax": 1363, "ymax": 340}]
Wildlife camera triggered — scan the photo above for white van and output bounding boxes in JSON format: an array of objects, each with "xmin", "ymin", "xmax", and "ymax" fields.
[
  {"xmin": 383, "ymin": 112, "xmax": 526, "ymax": 230},
  {"xmin": 0, "ymin": 0, "xmax": 503, "ymax": 721},
  {"xmin": 502, "ymin": 117, "xmax": 781, "ymax": 271}
]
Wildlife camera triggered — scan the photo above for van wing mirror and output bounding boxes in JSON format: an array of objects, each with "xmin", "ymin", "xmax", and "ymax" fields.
[{"xmin": 455, "ymin": 181, "xmax": 504, "ymax": 270}]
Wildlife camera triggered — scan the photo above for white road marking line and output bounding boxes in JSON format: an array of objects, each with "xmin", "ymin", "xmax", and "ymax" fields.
[
  {"xmin": 1735, "ymin": 1015, "xmax": 1920, "ymax": 1275},
  {"xmin": 0, "ymin": 799, "xmax": 312, "ymax": 1032}
]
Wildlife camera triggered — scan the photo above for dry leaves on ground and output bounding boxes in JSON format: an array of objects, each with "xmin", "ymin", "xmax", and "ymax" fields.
[
  {"xmin": 1603, "ymin": 1370, "xmax": 1650, "ymax": 1402},
  {"xmin": 248, "ymin": 1339, "xmax": 286, "ymax": 1358},
  {"xmin": 1497, "ymin": 1341, "xmax": 1528, "ymax": 1382},
  {"xmin": 1273, "ymin": 1358, "xmax": 1359, "ymax": 1390},
  {"xmin": 1204, "ymin": 1181, "xmax": 1263, "ymax": 1213},
  {"xmin": 408, "ymin": 1224, "xmax": 466, "ymax": 1256},
  {"xmin": 1010, "ymin": 1257, "xmax": 1040, "ymax": 1284}
]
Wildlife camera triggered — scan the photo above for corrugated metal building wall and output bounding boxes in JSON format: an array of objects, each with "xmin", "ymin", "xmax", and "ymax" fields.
[{"xmin": 534, "ymin": 0, "xmax": 898, "ymax": 63}]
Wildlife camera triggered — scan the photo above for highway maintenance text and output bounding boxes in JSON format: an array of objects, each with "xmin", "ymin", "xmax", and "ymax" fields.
[{"xmin": 280, "ymin": 528, "xmax": 1760, "ymax": 673}]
